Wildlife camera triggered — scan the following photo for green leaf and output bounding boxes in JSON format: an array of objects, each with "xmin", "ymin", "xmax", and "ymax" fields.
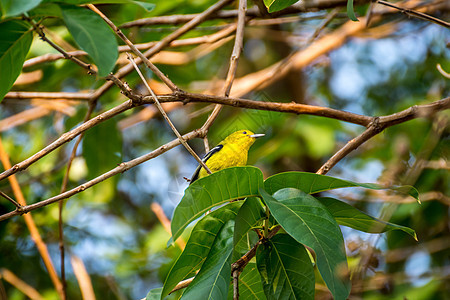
[
  {"xmin": 228, "ymin": 263, "xmax": 266, "ymax": 300},
  {"xmin": 347, "ymin": 0, "xmax": 359, "ymax": 21},
  {"xmin": 1, "ymin": 0, "xmax": 42, "ymax": 18},
  {"xmin": 256, "ymin": 234, "xmax": 315, "ymax": 300},
  {"xmin": 162, "ymin": 202, "xmax": 242, "ymax": 299},
  {"xmin": 233, "ymin": 197, "xmax": 265, "ymax": 260},
  {"xmin": 129, "ymin": 1, "xmax": 155, "ymax": 11},
  {"xmin": 318, "ymin": 197, "xmax": 417, "ymax": 240},
  {"xmin": 0, "ymin": 20, "xmax": 32, "ymax": 102},
  {"xmin": 264, "ymin": 172, "xmax": 420, "ymax": 202},
  {"xmin": 171, "ymin": 166, "xmax": 264, "ymax": 242},
  {"xmin": 263, "ymin": 0, "xmax": 297, "ymax": 13},
  {"xmin": 146, "ymin": 287, "xmax": 162, "ymax": 300},
  {"xmin": 28, "ymin": 2, "xmax": 62, "ymax": 18},
  {"xmin": 61, "ymin": 5, "xmax": 118, "ymax": 77},
  {"xmin": 260, "ymin": 188, "xmax": 350, "ymax": 300},
  {"xmin": 181, "ymin": 219, "xmax": 235, "ymax": 300}
]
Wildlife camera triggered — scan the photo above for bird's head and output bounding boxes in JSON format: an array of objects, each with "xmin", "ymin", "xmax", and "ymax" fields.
[{"xmin": 222, "ymin": 130, "xmax": 265, "ymax": 149}]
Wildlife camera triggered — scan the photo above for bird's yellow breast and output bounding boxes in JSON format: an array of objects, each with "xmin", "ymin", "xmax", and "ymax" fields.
[{"xmin": 198, "ymin": 143, "xmax": 248, "ymax": 179}]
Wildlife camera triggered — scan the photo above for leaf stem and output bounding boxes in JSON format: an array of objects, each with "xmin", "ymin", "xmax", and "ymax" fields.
[{"xmin": 264, "ymin": 204, "xmax": 270, "ymax": 238}]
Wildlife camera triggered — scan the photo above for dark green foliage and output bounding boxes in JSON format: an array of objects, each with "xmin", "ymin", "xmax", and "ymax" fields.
[{"xmin": 165, "ymin": 167, "xmax": 417, "ymax": 300}]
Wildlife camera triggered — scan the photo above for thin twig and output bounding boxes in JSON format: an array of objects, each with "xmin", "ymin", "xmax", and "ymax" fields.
[
  {"xmin": 4, "ymin": 91, "xmax": 92, "ymax": 100},
  {"xmin": 169, "ymin": 277, "xmax": 194, "ymax": 294},
  {"xmin": 127, "ymin": 53, "xmax": 211, "ymax": 174},
  {"xmin": 0, "ymin": 190, "xmax": 22, "ymax": 210},
  {"xmin": 29, "ymin": 19, "xmax": 94, "ymax": 73},
  {"xmin": 233, "ymin": 267, "xmax": 239, "ymax": 300},
  {"xmin": 307, "ymin": 7, "xmax": 340, "ymax": 43},
  {"xmin": 375, "ymin": 0, "xmax": 450, "ymax": 28},
  {"xmin": 87, "ymin": 4, "xmax": 179, "ymax": 92}
]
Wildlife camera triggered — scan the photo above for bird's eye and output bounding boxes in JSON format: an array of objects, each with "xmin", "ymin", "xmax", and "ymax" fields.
[{"xmin": 243, "ymin": 131, "xmax": 247, "ymax": 134}]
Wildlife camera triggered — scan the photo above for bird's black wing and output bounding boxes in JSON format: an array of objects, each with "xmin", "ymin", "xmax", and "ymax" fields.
[{"xmin": 189, "ymin": 144, "xmax": 223, "ymax": 185}]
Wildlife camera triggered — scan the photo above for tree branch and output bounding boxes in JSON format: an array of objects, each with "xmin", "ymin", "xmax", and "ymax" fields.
[
  {"xmin": 375, "ymin": 0, "xmax": 450, "ymax": 28},
  {"xmin": 317, "ymin": 97, "xmax": 450, "ymax": 174},
  {"xmin": 29, "ymin": 19, "xmax": 94, "ymax": 74},
  {"xmin": 0, "ymin": 190, "xmax": 22, "ymax": 210},
  {"xmin": 1, "ymin": 91, "xmax": 447, "ymax": 184}
]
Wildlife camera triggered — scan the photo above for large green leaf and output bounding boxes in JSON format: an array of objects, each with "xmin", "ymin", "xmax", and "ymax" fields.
[
  {"xmin": 61, "ymin": 5, "xmax": 118, "ymax": 77},
  {"xmin": 260, "ymin": 188, "xmax": 350, "ymax": 300},
  {"xmin": 256, "ymin": 234, "xmax": 315, "ymax": 300},
  {"xmin": 318, "ymin": 197, "xmax": 417, "ymax": 240},
  {"xmin": 161, "ymin": 202, "xmax": 242, "ymax": 299},
  {"xmin": 181, "ymin": 219, "xmax": 235, "ymax": 300},
  {"xmin": 0, "ymin": 0, "xmax": 41, "ymax": 18},
  {"xmin": 263, "ymin": 0, "xmax": 297, "ymax": 13},
  {"xmin": 171, "ymin": 166, "xmax": 264, "ymax": 242},
  {"xmin": 264, "ymin": 172, "xmax": 419, "ymax": 202},
  {"xmin": 233, "ymin": 197, "xmax": 265, "ymax": 260},
  {"xmin": 28, "ymin": 2, "xmax": 62, "ymax": 18},
  {"xmin": 0, "ymin": 20, "xmax": 32, "ymax": 101},
  {"xmin": 227, "ymin": 263, "xmax": 266, "ymax": 300}
]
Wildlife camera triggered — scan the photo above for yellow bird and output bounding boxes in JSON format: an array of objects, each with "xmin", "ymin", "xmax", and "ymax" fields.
[{"xmin": 190, "ymin": 130, "xmax": 264, "ymax": 184}]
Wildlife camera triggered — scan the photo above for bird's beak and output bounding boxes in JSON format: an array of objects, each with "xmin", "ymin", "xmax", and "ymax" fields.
[{"xmin": 250, "ymin": 133, "xmax": 265, "ymax": 138}]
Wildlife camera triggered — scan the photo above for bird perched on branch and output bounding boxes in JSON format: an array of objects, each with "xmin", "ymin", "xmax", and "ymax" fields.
[{"xmin": 189, "ymin": 130, "xmax": 264, "ymax": 184}]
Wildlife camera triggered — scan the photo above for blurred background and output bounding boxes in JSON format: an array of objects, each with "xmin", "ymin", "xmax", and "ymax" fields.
[{"xmin": 0, "ymin": 0, "xmax": 449, "ymax": 299}]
